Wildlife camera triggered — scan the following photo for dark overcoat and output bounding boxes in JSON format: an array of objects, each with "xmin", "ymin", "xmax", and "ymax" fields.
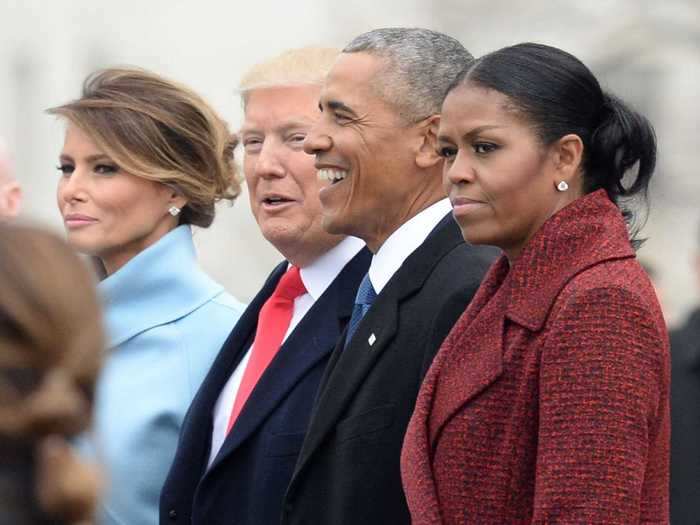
[
  {"xmin": 281, "ymin": 215, "xmax": 497, "ymax": 525},
  {"xmin": 159, "ymin": 248, "xmax": 371, "ymax": 525}
]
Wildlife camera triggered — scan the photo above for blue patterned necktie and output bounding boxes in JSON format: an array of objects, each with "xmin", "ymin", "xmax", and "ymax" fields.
[{"xmin": 344, "ymin": 273, "xmax": 377, "ymax": 349}]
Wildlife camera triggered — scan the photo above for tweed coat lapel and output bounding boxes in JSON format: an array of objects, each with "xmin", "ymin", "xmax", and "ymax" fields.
[
  {"xmin": 294, "ymin": 214, "xmax": 464, "ymax": 475},
  {"xmin": 206, "ymin": 251, "xmax": 366, "ymax": 474},
  {"xmin": 427, "ymin": 190, "xmax": 636, "ymax": 444},
  {"xmin": 427, "ymin": 256, "xmax": 509, "ymax": 446}
]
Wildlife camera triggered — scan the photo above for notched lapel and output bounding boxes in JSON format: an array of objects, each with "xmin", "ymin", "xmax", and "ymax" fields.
[
  {"xmin": 208, "ymin": 282, "xmax": 342, "ymax": 474},
  {"xmin": 187, "ymin": 263, "xmax": 286, "ymax": 421},
  {"xmin": 293, "ymin": 219, "xmax": 461, "ymax": 475},
  {"xmin": 208, "ymin": 249, "xmax": 371, "ymax": 476},
  {"xmin": 178, "ymin": 263, "xmax": 285, "ymax": 478},
  {"xmin": 428, "ymin": 291, "xmax": 506, "ymax": 446},
  {"xmin": 294, "ymin": 290, "xmax": 399, "ymax": 474}
]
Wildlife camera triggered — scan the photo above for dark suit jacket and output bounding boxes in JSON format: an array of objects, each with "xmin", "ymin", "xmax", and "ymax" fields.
[
  {"xmin": 670, "ymin": 308, "xmax": 700, "ymax": 525},
  {"xmin": 280, "ymin": 214, "xmax": 497, "ymax": 525},
  {"xmin": 402, "ymin": 190, "xmax": 670, "ymax": 524},
  {"xmin": 159, "ymin": 248, "xmax": 371, "ymax": 525}
]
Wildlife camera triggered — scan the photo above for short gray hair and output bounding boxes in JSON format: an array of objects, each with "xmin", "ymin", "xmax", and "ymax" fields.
[{"xmin": 343, "ymin": 28, "xmax": 473, "ymax": 122}]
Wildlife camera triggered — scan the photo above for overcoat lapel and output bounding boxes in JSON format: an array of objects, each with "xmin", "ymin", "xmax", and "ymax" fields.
[
  {"xmin": 180, "ymin": 262, "xmax": 286, "ymax": 477},
  {"xmin": 207, "ymin": 281, "xmax": 344, "ymax": 473},
  {"xmin": 428, "ymin": 259, "xmax": 509, "ymax": 445},
  {"xmin": 206, "ymin": 249, "xmax": 369, "ymax": 475},
  {"xmin": 294, "ymin": 215, "xmax": 464, "ymax": 474}
]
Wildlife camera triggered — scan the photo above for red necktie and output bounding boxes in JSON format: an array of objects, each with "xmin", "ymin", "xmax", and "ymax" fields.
[{"xmin": 226, "ymin": 266, "xmax": 306, "ymax": 433}]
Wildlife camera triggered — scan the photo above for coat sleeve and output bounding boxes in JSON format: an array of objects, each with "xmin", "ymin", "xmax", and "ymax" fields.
[{"xmin": 532, "ymin": 286, "xmax": 670, "ymax": 524}]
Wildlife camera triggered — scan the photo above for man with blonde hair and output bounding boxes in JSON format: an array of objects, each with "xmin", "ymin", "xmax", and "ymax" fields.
[
  {"xmin": 0, "ymin": 139, "xmax": 21, "ymax": 219},
  {"xmin": 160, "ymin": 47, "xmax": 370, "ymax": 525}
]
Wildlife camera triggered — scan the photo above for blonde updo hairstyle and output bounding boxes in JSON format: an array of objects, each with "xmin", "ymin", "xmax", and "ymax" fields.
[
  {"xmin": 0, "ymin": 224, "xmax": 104, "ymax": 524},
  {"xmin": 48, "ymin": 67, "xmax": 241, "ymax": 228}
]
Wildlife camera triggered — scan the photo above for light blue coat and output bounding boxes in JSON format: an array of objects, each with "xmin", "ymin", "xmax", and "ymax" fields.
[{"xmin": 92, "ymin": 225, "xmax": 245, "ymax": 525}]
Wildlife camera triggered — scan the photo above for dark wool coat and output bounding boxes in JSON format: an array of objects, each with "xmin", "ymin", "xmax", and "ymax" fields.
[
  {"xmin": 281, "ymin": 215, "xmax": 498, "ymax": 525},
  {"xmin": 670, "ymin": 307, "xmax": 700, "ymax": 524},
  {"xmin": 402, "ymin": 190, "xmax": 670, "ymax": 525},
  {"xmin": 159, "ymin": 248, "xmax": 371, "ymax": 525}
]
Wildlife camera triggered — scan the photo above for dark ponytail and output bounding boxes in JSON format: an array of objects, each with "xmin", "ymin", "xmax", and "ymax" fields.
[
  {"xmin": 451, "ymin": 42, "xmax": 657, "ymax": 247},
  {"xmin": 585, "ymin": 93, "xmax": 656, "ymax": 246}
]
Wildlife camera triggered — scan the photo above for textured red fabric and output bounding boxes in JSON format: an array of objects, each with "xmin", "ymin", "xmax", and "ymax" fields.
[
  {"xmin": 226, "ymin": 266, "xmax": 306, "ymax": 433},
  {"xmin": 401, "ymin": 190, "xmax": 670, "ymax": 524}
]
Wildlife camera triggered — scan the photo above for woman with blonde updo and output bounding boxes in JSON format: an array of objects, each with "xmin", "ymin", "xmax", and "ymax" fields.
[
  {"xmin": 47, "ymin": 68, "xmax": 246, "ymax": 525},
  {"xmin": 0, "ymin": 224, "xmax": 103, "ymax": 525}
]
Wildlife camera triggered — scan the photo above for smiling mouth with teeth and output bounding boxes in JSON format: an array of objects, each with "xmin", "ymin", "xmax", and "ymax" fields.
[{"xmin": 318, "ymin": 168, "xmax": 349, "ymax": 184}]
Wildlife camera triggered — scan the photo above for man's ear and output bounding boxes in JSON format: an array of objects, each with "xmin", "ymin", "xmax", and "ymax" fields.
[{"xmin": 415, "ymin": 114, "xmax": 442, "ymax": 169}]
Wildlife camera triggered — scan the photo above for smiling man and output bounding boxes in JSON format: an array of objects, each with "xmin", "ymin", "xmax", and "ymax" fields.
[
  {"xmin": 281, "ymin": 28, "xmax": 498, "ymax": 525},
  {"xmin": 159, "ymin": 48, "xmax": 370, "ymax": 525}
]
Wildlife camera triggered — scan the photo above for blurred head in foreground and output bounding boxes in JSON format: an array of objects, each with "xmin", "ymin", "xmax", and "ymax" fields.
[{"xmin": 0, "ymin": 224, "xmax": 104, "ymax": 524}]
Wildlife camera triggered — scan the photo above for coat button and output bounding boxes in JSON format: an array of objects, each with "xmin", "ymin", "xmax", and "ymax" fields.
[{"xmin": 168, "ymin": 509, "xmax": 177, "ymax": 520}]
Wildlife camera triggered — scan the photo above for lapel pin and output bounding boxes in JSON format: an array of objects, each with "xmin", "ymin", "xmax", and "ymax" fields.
[{"xmin": 368, "ymin": 333, "xmax": 376, "ymax": 346}]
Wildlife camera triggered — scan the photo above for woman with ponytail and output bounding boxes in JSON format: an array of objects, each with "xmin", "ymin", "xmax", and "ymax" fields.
[
  {"xmin": 401, "ymin": 43, "xmax": 669, "ymax": 524},
  {"xmin": 48, "ymin": 68, "xmax": 245, "ymax": 525},
  {"xmin": 0, "ymin": 224, "xmax": 103, "ymax": 524}
]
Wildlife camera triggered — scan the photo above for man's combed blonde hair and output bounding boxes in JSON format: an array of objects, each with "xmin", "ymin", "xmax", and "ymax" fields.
[{"xmin": 239, "ymin": 47, "xmax": 339, "ymax": 105}]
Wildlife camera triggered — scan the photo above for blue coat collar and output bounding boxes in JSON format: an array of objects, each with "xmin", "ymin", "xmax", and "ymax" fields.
[{"xmin": 99, "ymin": 225, "xmax": 224, "ymax": 348}]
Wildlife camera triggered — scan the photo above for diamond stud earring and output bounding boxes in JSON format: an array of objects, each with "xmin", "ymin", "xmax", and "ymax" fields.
[
  {"xmin": 556, "ymin": 181, "xmax": 569, "ymax": 192},
  {"xmin": 168, "ymin": 206, "xmax": 181, "ymax": 217}
]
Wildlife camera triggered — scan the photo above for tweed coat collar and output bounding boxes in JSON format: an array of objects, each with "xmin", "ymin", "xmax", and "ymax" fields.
[
  {"xmin": 502, "ymin": 189, "xmax": 635, "ymax": 331},
  {"xmin": 99, "ymin": 225, "xmax": 223, "ymax": 348}
]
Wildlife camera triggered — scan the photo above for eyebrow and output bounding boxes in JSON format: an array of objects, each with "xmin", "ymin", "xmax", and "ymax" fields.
[
  {"xmin": 240, "ymin": 117, "xmax": 315, "ymax": 135},
  {"xmin": 59, "ymin": 153, "xmax": 113, "ymax": 163},
  {"xmin": 461, "ymin": 125, "xmax": 505, "ymax": 140},
  {"xmin": 326, "ymin": 100, "xmax": 358, "ymax": 117}
]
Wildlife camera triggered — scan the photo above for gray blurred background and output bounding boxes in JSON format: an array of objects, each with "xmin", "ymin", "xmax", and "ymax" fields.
[{"xmin": 1, "ymin": 0, "xmax": 698, "ymax": 326}]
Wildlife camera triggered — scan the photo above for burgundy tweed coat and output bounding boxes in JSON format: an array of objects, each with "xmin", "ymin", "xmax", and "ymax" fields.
[{"xmin": 401, "ymin": 190, "xmax": 670, "ymax": 524}]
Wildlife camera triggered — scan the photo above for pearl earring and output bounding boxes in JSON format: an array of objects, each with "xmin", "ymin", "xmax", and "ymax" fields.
[
  {"xmin": 168, "ymin": 206, "xmax": 181, "ymax": 217},
  {"xmin": 556, "ymin": 181, "xmax": 569, "ymax": 192}
]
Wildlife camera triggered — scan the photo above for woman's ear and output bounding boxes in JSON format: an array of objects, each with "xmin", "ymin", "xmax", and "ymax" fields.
[
  {"xmin": 551, "ymin": 133, "xmax": 584, "ymax": 193},
  {"xmin": 415, "ymin": 115, "xmax": 442, "ymax": 169},
  {"xmin": 553, "ymin": 134, "xmax": 583, "ymax": 177},
  {"xmin": 167, "ymin": 189, "xmax": 188, "ymax": 212}
]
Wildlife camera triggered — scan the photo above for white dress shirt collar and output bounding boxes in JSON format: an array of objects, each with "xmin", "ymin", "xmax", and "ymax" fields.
[
  {"xmin": 297, "ymin": 236, "xmax": 366, "ymax": 301},
  {"xmin": 368, "ymin": 198, "xmax": 452, "ymax": 294}
]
